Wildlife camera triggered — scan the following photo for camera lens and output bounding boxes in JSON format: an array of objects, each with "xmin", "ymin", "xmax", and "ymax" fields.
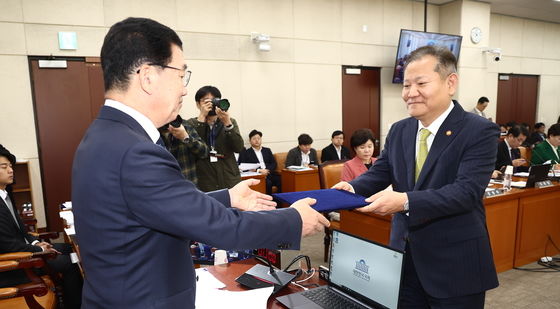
[{"xmin": 211, "ymin": 98, "xmax": 230, "ymax": 112}]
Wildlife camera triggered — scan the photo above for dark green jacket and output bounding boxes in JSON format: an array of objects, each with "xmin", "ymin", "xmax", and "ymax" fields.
[
  {"xmin": 186, "ymin": 117, "xmax": 244, "ymax": 192},
  {"xmin": 531, "ymin": 140, "xmax": 560, "ymax": 165}
]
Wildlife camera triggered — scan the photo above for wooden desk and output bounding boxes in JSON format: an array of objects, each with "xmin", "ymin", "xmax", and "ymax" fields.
[
  {"xmin": 203, "ymin": 259, "xmax": 325, "ymax": 309},
  {"xmin": 281, "ymin": 168, "xmax": 320, "ymax": 193},
  {"xmin": 241, "ymin": 173, "xmax": 267, "ymax": 194},
  {"xmin": 337, "ymin": 179, "xmax": 560, "ymax": 272}
]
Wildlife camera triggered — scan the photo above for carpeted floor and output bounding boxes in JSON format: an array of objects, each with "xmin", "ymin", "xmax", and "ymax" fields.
[{"xmin": 283, "ymin": 232, "xmax": 560, "ymax": 308}]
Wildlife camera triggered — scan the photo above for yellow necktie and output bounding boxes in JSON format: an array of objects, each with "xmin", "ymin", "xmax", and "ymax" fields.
[{"xmin": 415, "ymin": 128, "xmax": 431, "ymax": 181}]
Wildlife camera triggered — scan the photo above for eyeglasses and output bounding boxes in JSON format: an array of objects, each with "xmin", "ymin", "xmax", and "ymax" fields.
[{"xmin": 137, "ymin": 63, "xmax": 191, "ymax": 87}]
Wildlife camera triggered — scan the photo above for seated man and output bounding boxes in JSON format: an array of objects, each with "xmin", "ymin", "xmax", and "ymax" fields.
[
  {"xmin": 531, "ymin": 123, "xmax": 560, "ymax": 166},
  {"xmin": 527, "ymin": 122, "xmax": 546, "ymax": 147},
  {"xmin": 321, "ymin": 130, "xmax": 351, "ymax": 162},
  {"xmin": 0, "ymin": 145, "xmax": 82, "ymax": 309},
  {"xmin": 285, "ymin": 133, "xmax": 318, "ymax": 167},
  {"xmin": 495, "ymin": 125, "xmax": 529, "ymax": 173},
  {"xmin": 238, "ymin": 129, "xmax": 281, "ymax": 194}
]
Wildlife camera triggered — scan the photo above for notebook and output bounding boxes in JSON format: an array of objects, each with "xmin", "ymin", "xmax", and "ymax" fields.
[
  {"xmin": 272, "ymin": 189, "xmax": 369, "ymax": 212},
  {"xmin": 276, "ymin": 230, "xmax": 404, "ymax": 309}
]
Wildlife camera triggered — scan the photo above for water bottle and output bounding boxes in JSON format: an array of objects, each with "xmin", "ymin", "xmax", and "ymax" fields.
[{"xmin": 503, "ymin": 165, "xmax": 513, "ymax": 191}]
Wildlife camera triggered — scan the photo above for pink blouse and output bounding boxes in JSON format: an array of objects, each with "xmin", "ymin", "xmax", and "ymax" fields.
[{"xmin": 341, "ymin": 156, "xmax": 377, "ymax": 181}]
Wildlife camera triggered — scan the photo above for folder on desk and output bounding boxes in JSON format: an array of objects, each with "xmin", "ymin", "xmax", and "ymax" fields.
[{"xmin": 272, "ymin": 189, "xmax": 369, "ymax": 212}]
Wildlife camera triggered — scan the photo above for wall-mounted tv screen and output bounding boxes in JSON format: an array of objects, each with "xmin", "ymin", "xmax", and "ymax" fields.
[{"xmin": 392, "ymin": 29, "xmax": 462, "ymax": 84}]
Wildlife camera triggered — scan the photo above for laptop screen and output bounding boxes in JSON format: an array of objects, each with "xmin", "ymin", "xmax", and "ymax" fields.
[{"xmin": 329, "ymin": 230, "xmax": 404, "ymax": 309}]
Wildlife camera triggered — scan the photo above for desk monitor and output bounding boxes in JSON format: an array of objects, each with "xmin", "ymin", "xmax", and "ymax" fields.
[{"xmin": 525, "ymin": 164, "xmax": 551, "ymax": 188}]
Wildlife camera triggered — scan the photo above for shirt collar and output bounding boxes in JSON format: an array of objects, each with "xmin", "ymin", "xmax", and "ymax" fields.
[
  {"xmin": 0, "ymin": 189, "xmax": 7, "ymax": 200},
  {"xmin": 105, "ymin": 99, "xmax": 160, "ymax": 143},
  {"xmin": 417, "ymin": 100, "xmax": 454, "ymax": 135}
]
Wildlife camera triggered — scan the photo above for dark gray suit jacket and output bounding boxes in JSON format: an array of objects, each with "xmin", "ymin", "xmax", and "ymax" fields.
[{"xmin": 285, "ymin": 147, "xmax": 318, "ymax": 167}]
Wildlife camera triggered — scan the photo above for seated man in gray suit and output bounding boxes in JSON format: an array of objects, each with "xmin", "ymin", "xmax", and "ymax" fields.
[{"xmin": 285, "ymin": 133, "xmax": 318, "ymax": 167}]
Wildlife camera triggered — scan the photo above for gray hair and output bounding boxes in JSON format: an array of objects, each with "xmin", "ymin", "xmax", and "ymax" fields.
[{"xmin": 404, "ymin": 45, "xmax": 457, "ymax": 80}]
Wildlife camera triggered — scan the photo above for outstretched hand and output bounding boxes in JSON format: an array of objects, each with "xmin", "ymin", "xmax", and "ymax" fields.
[{"xmin": 229, "ymin": 179, "xmax": 277, "ymax": 211}]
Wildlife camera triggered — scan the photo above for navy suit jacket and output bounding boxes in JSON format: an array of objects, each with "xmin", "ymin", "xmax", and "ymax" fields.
[
  {"xmin": 350, "ymin": 102, "xmax": 499, "ymax": 298},
  {"xmin": 238, "ymin": 147, "xmax": 277, "ymax": 172},
  {"xmin": 72, "ymin": 106, "xmax": 302, "ymax": 308}
]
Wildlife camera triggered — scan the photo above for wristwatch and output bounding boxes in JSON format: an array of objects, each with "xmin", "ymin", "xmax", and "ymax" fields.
[{"xmin": 182, "ymin": 136, "xmax": 190, "ymax": 143}]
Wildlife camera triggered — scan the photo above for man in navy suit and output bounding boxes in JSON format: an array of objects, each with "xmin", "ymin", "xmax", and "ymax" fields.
[
  {"xmin": 335, "ymin": 46, "xmax": 499, "ymax": 308},
  {"xmin": 238, "ymin": 129, "xmax": 281, "ymax": 193},
  {"xmin": 72, "ymin": 17, "xmax": 329, "ymax": 308}
]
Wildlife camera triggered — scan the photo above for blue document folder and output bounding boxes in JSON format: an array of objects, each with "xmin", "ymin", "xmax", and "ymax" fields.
[{"xmin": 272, "ymin": 189, "xmax": 369, "ymax": 212}]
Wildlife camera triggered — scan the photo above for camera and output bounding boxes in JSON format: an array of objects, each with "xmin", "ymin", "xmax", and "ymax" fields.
[
  {"xmin": 169, "ymin": 115, "xmax": 183, "ymax": 128},
  {"xmin": 211, "ymin": 98, "xmax": 230, "ymax": 112},
  {"xmin": 483, "ymin": 48, "xmax": 502, "ymax": 62}
]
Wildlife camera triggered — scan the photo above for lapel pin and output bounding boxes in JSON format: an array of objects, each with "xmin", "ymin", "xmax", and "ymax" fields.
[{"xmin": 446, "ymin": 130, "xmax": 452, "ymax": 136}]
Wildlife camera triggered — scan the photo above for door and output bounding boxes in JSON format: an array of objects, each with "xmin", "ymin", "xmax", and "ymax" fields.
[
  {"xmin": 496, "ymin": 74, "xmax": 538, "ymax": 128},
  {"xmin": 341, "ymin": 66, "xmax": 381, "ymax": 156},
  {"xmin": 29, "ymin": 57, "xmax": 104, "ymax": 231}
]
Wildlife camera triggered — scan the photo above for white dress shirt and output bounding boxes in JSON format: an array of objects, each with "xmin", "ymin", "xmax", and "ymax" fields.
[
  {"xmin": 252, "ymin": 147, "xmax": 266, "ymax": 169},
  {"xmin": 301, "ymin": 151, "xmax": 310, "ymax": 166},
  {"xmin": 105, "ymin": 99, "xmax": 160, "ymax": 143}
]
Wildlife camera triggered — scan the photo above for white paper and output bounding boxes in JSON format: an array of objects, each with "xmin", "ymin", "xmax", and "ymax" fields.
[
  {"xmin": 195, "ymin": 267, "xmax": 273, "ymax": 309},
  {"xmin": 513, "ymin": 172, "xmax": 529, "ymax": 177},
  {"xmin": 511, "ymin": 181, "xmax": 526, "ymax": 188},
  {"xmin": 239, "ymin": 163, "xmax": 261, "ymax": 171},
  {"xmin": 286, "ymin": 165, "xmax": 313, "ymax": 171},
  {"xmin": 240, "ymin": 171, "xmax": 261, "ymax": 177}
]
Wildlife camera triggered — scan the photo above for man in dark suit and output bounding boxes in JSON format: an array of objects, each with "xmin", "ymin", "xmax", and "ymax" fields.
[
  {"xmin": 0, "ymin": 145, "xmax": 82, "ymax": 308},
  {"xmin": 527, "ymin": 122, "xmax": 546, "ymax": 146},
  {"xmin": 335, "ymin": 46, "xmax": 499, "ymax": 308},
  {"xmin": 321, "ymin": 130, "xmax": 351, "ymax": 162},
  {"xmin": 72, "ymin": 17, "xmax": 328, "ymax": 308},
  {"xmin": 495, "ymin": 125, "xmax": 529, "ymax": 173},
  {"xmin": 238, "ymin": 129, "xmax": 281, "ymax": 193},
  {"xmin": 285, "ymin": 133, "xmax": 318, "ymax": 167}
]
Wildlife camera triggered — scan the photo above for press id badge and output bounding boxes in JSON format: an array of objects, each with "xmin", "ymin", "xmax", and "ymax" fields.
[{"xmin": 210, "ymin": 149, "xmax": 218, "ymax": 163}]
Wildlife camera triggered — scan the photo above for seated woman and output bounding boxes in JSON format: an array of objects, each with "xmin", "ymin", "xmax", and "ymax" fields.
[
  {"xmin": 530, "ymin": 123, "xmax": 560, "ymax": 169},
  {"xmin": 341, "ymin": 129, "xmax": 376, "ymax": 181}
]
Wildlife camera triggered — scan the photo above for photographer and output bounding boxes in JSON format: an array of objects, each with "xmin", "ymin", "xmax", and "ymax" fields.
[
  {"xmin": 159, "ymin": 115, "xmax": 208, "ymax": 184},
  {"xmin": 187, "ymin": 86, "xmax": 244, "ymax": 192}
]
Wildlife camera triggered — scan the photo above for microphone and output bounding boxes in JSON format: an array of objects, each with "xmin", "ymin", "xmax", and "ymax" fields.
[{"xmin": 235, "ymin": 252, "xmax": 296, "ymax": 293}]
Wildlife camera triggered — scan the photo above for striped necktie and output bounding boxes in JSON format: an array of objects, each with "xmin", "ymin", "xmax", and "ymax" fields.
[{"xmin": 415, "ymin": 128, "xmax": 431, "ymax": 181}]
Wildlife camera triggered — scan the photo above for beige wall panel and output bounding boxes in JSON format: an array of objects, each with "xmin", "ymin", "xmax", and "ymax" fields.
[
  {"xmin": 383, "ymin": 0, "xmax": 412, "ymax": 45},
  {"xmin": 341, "ymin": 0, "xmax": 383, "ymax": 45},
  {"xmin": 0, "ymin": 55, "xmax": 37, "ymax": 158},
  {"xmin": 455, "ymin": 67, "xmax": 490, "ymax": 113},
  {"xmin": 489, "ymin": 14, "xmax": 500, "ymax": 47},
  {"xmin": 239, "ymin": 37, "xmax": 294, "ymax": 63},
  {"xmin": 519, "ymin": 58, "xmax": 542, "ymax": 75},
  {"xmin": 294, "ymin": 64, "xmax": 341, "ymax": 149},
  {"xmin": 542, "ymin": 22, "xmax": 560, "ymax": 60},
  {"xmin": 294, "ymin": 0, "xmax": 341, "ymax": 41},
  {"xmin": 460, "ymin": 0, "xmax": 490, "ymax": 48},
  {"xmin": 498, "ymin": 15, "xmax": 523, "ymax": 57},
  {"xmin": 496, "ymin": 56, "xmax": 521, "ymax": 73},
  {"xmin": 522, "ymin": 20, "xmax": 545, "ymax": 59},
  {"xmin": 541, "ymin": 59, "xmax": 560, "ymax": 76},
  {"xmin": 294, "ymin": 40, "xmax": 340, "ymax": 65},
  {"xmin": 537, "ymin": 76, "xmax": 560, "ymax": 125},
  {"xmin": 22, "ymin": 0, "xmax": 104, "ymax": 26},
  {"xmin": 24, "ymin": 24, "xmax": 106, "ymax": 57},
  {"xmin": 176, "ymin": 0, "xmax": 239, "ymax": 34},
  {"xmin": 104, "ymin": 0, "xmax": 176, "ymax": 28},
  {"xmin": 341, "ymin": 43, "xmax": 389, "ymax": 68},
  {"xmin": 238, "ymin": 0, "xmax": 294, "ymax": 38},
  {"xmin": 459, "ymin": 46, "xmax": 486, "ymax": 69},
  {"xmin": 179, "ymin": 32, "xmax": 240, "ymax": 61},
  {"xmin": 178, "ymin": 60, "xmax": 243, "ymax": 122},
  {"xmin": 0, "ymin": 0, "xmax": 23, "ymax": 22},
  {"xmin": 439, "ymin": 0, "xmax": 461, "ymax": 36},
  {"xmin": 28, "ymin": 158, "xmax": 46, "ymax": 228},
  {"xmin": 0, "ymin": 22, "xmax": 26, "ymax": 55},
  {"xmin": 379, "ymin": 68, "xmax": 407, "ymax": 143},
  {"xmin": 411, "ymin": 2, "xmax": 439, "ymax": 33},
  {"xmin": 483, "ymin": 72, "xmax": 498, "ymax": 121},
  {"xmin": 239, "ymin": 62, "xmax": 296, "ymax": 146}
]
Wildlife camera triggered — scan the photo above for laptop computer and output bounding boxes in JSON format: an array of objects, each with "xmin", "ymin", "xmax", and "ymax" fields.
[
  {"xmin": 276, "ymin": 229, "xmax": 404, "ymax": 309},
  {"xmin": 525, "ymin": 163, "xmax": 551, "ymax": 188}
]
